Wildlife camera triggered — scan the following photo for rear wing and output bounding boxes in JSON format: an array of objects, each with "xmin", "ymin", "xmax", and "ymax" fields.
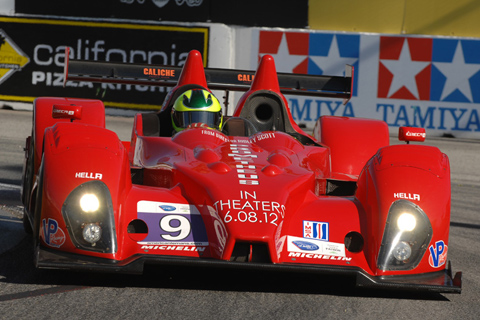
[{"xmin": 64, "ymin": 48, "xmax": 353, "ymax": 100}]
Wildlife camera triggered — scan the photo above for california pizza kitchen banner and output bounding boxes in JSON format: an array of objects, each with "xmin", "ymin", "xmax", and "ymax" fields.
[
  {"xmin": 0, "ymin": 16, "xmax": 208, "ymax": 109},
  {"xmin": 254, "ymin": 30, "xmax": 480, "ymax": 139}
]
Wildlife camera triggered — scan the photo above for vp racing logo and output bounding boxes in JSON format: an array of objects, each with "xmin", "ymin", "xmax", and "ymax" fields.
[{"xmin": 0, "ymin": 30, "xmax": 30, "ymax": 85}]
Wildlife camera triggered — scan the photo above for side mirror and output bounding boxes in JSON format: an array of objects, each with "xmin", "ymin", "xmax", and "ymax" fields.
[
  {"xmin": 398, "ymin": 127, "xmax": 426, "ymax": 144},
  {"xmin": 52, "ymin": 104, "xmax": 83, "ymax": 121}
]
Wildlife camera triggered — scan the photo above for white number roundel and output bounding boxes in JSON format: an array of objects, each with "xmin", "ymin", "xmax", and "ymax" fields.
[{"xmin": 160, "ymin": 215, "xmax": 191, "ymax": 240}]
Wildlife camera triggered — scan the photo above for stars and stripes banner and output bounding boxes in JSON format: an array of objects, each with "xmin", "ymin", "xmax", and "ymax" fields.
[{"xmin": 256, "ymin": 30, "xmax": 480, "ymax": 138}]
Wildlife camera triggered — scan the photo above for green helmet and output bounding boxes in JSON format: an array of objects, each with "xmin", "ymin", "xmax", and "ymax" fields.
[{"xmin": 171, "ymin": 89, "xmax": 223, "ymax": 132}]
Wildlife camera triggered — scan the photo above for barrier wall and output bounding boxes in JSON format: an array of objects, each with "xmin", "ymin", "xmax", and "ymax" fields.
[
  {"xmin": 0, "ymin": 16, "xmax": 232, "ymax": 110},
  {"xmin": 0, "ymin": 2, "xmax": 478, "ymax": 138},
  {"xmin": 240, "ymin": 28, "xmax": 480, "ymax": 139}
]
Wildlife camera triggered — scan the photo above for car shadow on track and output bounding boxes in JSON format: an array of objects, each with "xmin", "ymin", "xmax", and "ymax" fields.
[{"xmin": 0, "ymin": 235, "xmax": 449, "ymax": 302}]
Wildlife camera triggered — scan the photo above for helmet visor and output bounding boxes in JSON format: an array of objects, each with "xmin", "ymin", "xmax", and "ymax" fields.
[{"xmin": 174, "ymin": 111, "xmax": 222, "ymax": 130}]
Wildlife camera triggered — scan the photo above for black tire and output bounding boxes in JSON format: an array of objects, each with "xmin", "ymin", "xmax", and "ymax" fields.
[
  {"xmin": 32, "ymin": 157, "xmax": 45, "ymax": 246},
  {"xmin": 21, "ymin": 133, "xmax": 34, "ymax": 206},
  {"xmin": 22, "ymin": 134, "xmax": 35, "ymax": 235},
  {"xmin": 23, "ymin": 209, "xmax": 33, "ymax": 234}
]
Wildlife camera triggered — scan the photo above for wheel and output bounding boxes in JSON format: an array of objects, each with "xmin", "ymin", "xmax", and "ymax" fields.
[{"xmin": 32, "ymin": 157, "xmax": 45, "ymax": 247}]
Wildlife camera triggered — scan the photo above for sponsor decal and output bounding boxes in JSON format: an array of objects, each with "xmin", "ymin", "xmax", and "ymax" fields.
[
  {"xmin": 393, "ymin": 192, "xmax": 420, "ymax": 201},
  {"xmin": 292, "ymin": 240, "xmax": 319, "ymax": 251},
  {"xmin": 159, "ymin": 205, "xmax": 176, "ymax": 212},
  {"xmin": 53, "ymin": 108, "xmax": 74, "ymax": 116},
  {"xmin": 429, "ymin": 240, "xmax": 447, "ymax": 268},
  {"xmin": 140, "ymin": 245, "xmax": 206, "ymax": 252},
  {"xmin": 214, "ymin": 191, "xmax": 285, "ymax": 227},
  {"xmin": 303, "ymin": 220, "xmax": 329, "ymax": 241},
  {"xmin": 251, "ymin": 132, "xmax": 276, "ymax": 143},
  {"xmin": 143, "ymin": 67, "xmax": 175, "ymax": 78},
  {"xmin": 288, "ymin": 252, "xmax": 352, "ymax": 261},
  {"xmin": 237, "ymin": 73, "xmax": 254, "ymax": 83},
  {"xmin": 227, "ymin": 143, "xmax": 260, "ymax": 185},
  {"xmin": 40, "ymin": 218, "xmax": 66, "ymax": 248},
  {"xmin": 287, "ymin": 236, "xmax": 345, "ymax": 257},
  {"xmin": 75, "ymin": 172, "xmax": 103, "ymax": 180},
  {"xmin": 201, "ymin": 129, "xmax": 229, "ymax": 142},
  {"xmin": 406, "ymin": 131, "xmax": 426, "ymax": 138},
  {"xmin": 0, "ymin": 29, "xmax": 30, "ymax": 85},
  {"xmin": 205, "ymin": 204, "xmax": 227, "ymax": 255},
  {"xmin": 137, "ymin": 200, "xmax": 208, "ymax": 245}
]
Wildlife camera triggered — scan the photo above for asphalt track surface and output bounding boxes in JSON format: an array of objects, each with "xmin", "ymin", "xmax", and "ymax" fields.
[{"xmin": 1, "ymin": 108, "xmax": 479, "ymax": 319}]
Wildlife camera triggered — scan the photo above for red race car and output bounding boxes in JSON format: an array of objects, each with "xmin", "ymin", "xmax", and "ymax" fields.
[{"xmin": 21, "ymin": 49, "xmax": 461, "ymax": 293}]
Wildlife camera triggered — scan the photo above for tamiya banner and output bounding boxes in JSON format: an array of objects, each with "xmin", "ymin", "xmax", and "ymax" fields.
[
  {"xmin": 0, "ymin": 16, "xmax": 208, "ymax": 109},
  {"xmin": 256, "ymin": 30, "xmax": 480, "ymax": 138}
]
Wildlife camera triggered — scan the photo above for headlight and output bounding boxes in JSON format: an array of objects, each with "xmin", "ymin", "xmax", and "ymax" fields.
[
  {"xmin": 62, "ymin": 181, "xmax": 117, "ymax": 253},
  {"xmin": 392, "ymin": 241, "xmax": 412, "ymax": 261},
  {"xmin": 377, "ymin": 200, "xmax": 432, "ymax": 271},
  {"xmin": 80, "ymin": 194, "xmax": 100, "ymax": 212},
  {"xmin": 82, "ymin": 223, "xmax": 102, "ymax": 244},
  {"xmin": 397, "ymin": 212, "xmax": 416, "ymax": 232}
]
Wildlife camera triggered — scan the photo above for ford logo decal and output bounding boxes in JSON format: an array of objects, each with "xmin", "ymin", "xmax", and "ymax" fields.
[
  {"xmin": 159, "ymin": 205, "xmax": 176, "ymax": 211},
  {"xmin": 292, "ymin": 240, "xmax": 319, "ymax": 251}
]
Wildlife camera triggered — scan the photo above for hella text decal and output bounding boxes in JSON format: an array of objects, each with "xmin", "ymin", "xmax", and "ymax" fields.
[
  {"xmin": 393, "ymin": 192, "xmax": 420, "ymax": 201},
  {"xmin": 75, "ymin": 172, "xmax": 103, "ymax": 180}
]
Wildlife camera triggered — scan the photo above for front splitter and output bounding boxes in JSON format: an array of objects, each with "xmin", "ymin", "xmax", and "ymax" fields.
[{"xmin": 35, "ymin": 246, "xmax": 462, "ymax": 293}]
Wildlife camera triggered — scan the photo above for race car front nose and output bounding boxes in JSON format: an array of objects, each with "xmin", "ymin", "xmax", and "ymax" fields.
[{"xmin": 62, "ymin": 180, "xmax": 117, "ymax": 254}]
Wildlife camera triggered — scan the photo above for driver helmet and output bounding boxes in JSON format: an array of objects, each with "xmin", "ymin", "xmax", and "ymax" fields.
[{"xmin": 171, "ymin": 89, "xmax": 223, "ymax": 132}]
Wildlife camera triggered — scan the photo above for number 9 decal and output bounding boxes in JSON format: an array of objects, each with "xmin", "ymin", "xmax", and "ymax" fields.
[{"xmin": 160, "ymin": 215, "xmax": 191, "ymax": 240}]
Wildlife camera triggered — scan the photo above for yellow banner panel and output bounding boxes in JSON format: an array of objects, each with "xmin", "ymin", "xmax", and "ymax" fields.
[
  {"xmin": 403, "ymin": 0, "xmax": 480, "ymax": 37},
  {"xmin": 309, "ymin": 0, "xmax": 405, "ymax": 34}
]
